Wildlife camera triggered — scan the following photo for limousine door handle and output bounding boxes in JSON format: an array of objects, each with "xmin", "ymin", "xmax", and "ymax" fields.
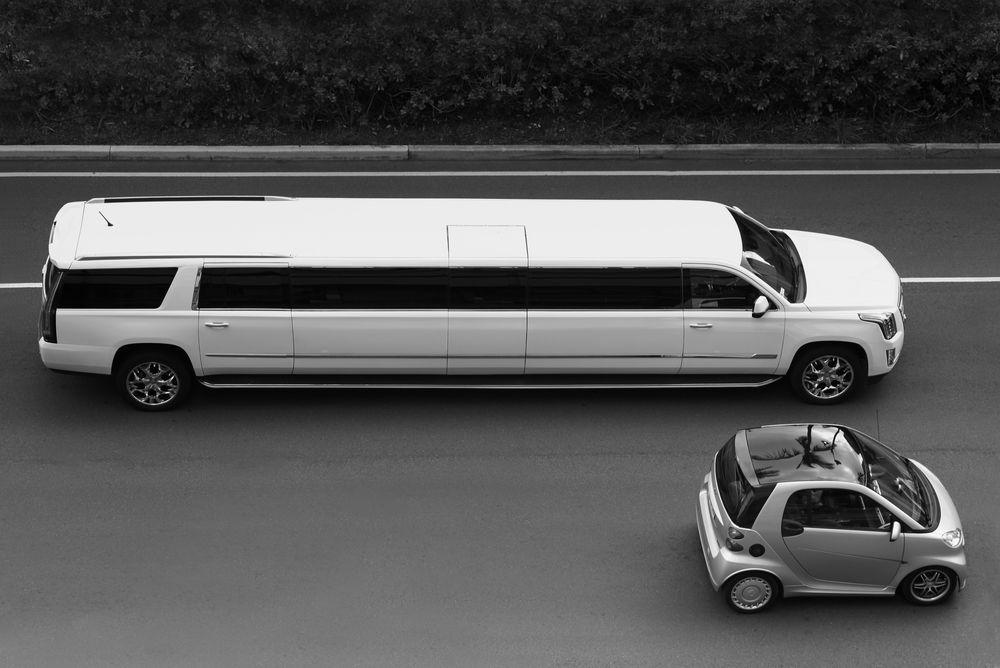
[
  {"xmin": 204, "ymin": 322, "xmax": 229, "ymax": 328},
  {"xmin": 689, "ymin": 323, "xmax": 713, "ymax": 329}
]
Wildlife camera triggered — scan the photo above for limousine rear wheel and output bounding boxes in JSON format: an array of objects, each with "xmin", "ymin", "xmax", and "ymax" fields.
[
  {"xmin": 789, "ymin": 345, "xmax": 864, "ymax": 404},
  {"xmin": 115, "ymin": 350, "xmax": 192, "ymax": 411}
]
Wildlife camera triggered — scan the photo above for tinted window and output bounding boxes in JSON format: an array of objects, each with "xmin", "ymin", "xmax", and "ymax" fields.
[
  {"xmin": 684, "ymin": 268, "xmax": 761, "ymax": 309},
  {"xmin": 291, "ymin": 268, "xmax": 447, "ymax": 309},
  {"xmin": 782, "ymin": 489, "xmax": 891, "ymax": 530},
  {"xmin": 715, "ymin": 436, "xmax": 773, "ymax": 528},
  {"xmin": 450, "ymin": 268, "xmax": 527, "ymax": 309},
  {"xmin": 529, "ymin": 268, "xmax": 682, "ymax": 309},
  {"xmin": 57, "ymin": 268, "xmax": 177, "ymax": 309},
  {"xmin": 200, "ymin": 267, "xmax": 285, "ymax": 309}
]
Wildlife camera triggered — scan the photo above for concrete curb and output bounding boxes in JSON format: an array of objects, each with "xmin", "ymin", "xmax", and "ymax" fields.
[{"xmin": 2, "ymin": 143, "xmax": 1000, "ymax": 161}]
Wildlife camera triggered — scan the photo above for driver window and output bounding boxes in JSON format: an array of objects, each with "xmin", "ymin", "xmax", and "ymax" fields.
[
  {"xmin": 782, "ymin": 489, "xmax": 891, "ymax": 530},
  {"xmin": 683, "ymin": 268, "xmax": 762, "ymax": 310}
]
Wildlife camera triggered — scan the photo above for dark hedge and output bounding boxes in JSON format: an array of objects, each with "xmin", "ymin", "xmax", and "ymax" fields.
[{"xmin": 1, "ymin": 0, "xmax": 999, "ymax": 136}]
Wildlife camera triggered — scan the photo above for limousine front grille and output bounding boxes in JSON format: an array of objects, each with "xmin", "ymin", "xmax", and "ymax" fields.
[{"xmin": 197, "ymin": 374, "xmax": 783, "ymax": 390}]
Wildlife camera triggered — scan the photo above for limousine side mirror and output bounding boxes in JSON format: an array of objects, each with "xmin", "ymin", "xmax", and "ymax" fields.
[{"xmin": 751, "ymin": 295, "xmax": 770, "ymax": 318}]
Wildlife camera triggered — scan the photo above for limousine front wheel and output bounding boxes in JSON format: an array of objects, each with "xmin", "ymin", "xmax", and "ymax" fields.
[
  {"xmin": 115, "ymin": 351, "xmax": 192, "ymax": 411},
  {"xmin": 789, "ymin": 345, "xmax": 864, "ymax": 404}
]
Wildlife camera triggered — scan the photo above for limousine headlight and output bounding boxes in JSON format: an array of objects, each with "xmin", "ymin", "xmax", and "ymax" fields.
[{"xmin": 859, "ymin": 312, "xmax": 897, "ymax": 339}]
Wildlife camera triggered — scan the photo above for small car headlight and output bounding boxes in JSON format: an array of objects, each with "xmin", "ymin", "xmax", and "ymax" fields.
[
  {"xmin": 725, "ymin": 538, "xmax": 744, "ymax": 552},
  {"xmin": 727, "ymin": 526, "xmax": 745, "ymax": 540},
  {"xmin": 942, "ymin": 528, "xmax": 964, "ymax": 548}
]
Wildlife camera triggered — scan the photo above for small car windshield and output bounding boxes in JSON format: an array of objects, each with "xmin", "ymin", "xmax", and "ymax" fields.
[
  {"xmin": 731, "ymin": 210, "xmax": 798, "ymax": 301},
  {"xmin": 848, "ymin": 429, "xmax": 930, "ymax": 526}
]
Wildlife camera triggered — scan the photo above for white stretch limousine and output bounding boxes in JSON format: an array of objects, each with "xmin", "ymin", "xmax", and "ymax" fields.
[{"xmin": 38, "ymin": 196, "xmax": 904, "ymax": 411}]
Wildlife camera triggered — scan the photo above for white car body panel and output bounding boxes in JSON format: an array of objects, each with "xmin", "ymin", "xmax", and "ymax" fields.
[{"xmin": 38, "ymin": 198, "xmax": 904, "ymax": 397}]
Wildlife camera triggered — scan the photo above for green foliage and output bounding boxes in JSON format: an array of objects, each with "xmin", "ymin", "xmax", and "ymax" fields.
[{"xmin": 2, "ymin": 0, "xmax": 999, "ymax": 135}]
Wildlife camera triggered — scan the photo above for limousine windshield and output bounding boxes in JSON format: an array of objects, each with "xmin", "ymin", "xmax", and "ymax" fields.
[{"xmin": 731, "ymin": 210, "xmax": 800, "ymax": 302}]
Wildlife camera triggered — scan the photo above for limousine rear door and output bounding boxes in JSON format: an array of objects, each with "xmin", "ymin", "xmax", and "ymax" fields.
[
  {"xmin": 680, "ymin": 266, "xmax": 785, "ymax": 374},
  {"xmin": 447, "ymin": 226, "xmax": 528, "ymax": 374},
  {"xmin": 525, "ymin": 268, "xmax": 684, "ymax": 374},
  {"xmin": 197, "ymin": 263, "xmax": 294, "ymax": 374}
]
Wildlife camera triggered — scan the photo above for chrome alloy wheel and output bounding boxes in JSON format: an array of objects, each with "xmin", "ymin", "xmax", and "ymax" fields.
[
  {"xmin": 801, "ymin": 354, "xmax": 855, "ymax": 400},
  {"xmin": 728, "ymin": 575, "xmax": 774, "ymax": 612},
  {"xmin": 126, "ymin": 361, "xmax": 180, "ymax": 406},
  {"xmin": 907, "ymin": 568, "xmax": 952, "ymax": 604}
]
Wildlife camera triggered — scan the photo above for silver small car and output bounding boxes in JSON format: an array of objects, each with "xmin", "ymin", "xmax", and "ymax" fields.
[{"xmin": 696, "ymin": 424, "xmax": 967, "ymax": 613}]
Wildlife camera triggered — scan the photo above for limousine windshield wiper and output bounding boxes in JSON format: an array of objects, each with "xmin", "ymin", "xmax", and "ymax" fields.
[{"xmin": 38, "ymin": 197, "xmax": 905, "ymax": 410}]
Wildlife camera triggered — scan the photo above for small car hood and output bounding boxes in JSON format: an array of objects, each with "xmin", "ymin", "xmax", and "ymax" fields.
[
  {"xmin": 910, "ymin": 459, "xmax": 963, "ymax": 534},
  {"xmin": 784, "ymin": 230, "xmax": 900, "ymax": 311}
]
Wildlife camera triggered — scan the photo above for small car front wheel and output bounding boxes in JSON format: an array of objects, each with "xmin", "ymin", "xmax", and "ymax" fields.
[
  {"xmin": 115, "ymin": 350, "xmax": 192, "ymax": 412},
  {"xmin": 788, "ymin": 345, "xmax": 864, "ymax": 405},
  {"xmin": 901, "ymin": 567, "xmax": 956, "ymax": 606},
  {"xmin": 724, "ymin": 573, "xmax": 779, "ymax": 613}
]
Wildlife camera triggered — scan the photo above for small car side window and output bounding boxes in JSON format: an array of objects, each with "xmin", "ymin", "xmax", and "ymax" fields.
[{"xmin": 783, "ymin": 489, "xmax": 886, "ymax": 530}]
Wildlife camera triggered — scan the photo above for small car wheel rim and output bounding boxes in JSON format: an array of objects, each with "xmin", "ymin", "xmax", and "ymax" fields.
[
  {"xmin": 730, "ymin": 576, "xmax": 773, "ymax": 611},
  {"xmin": 909, "ymin": 569, "xmax": 951, "ymax": 603},
  {"xmin": 126, "ymin": 362, "xmax": 179, "ymax": 406},
  {"xmin": 801, "ymin": 354, "xmax": 854, "ymax": 399}
]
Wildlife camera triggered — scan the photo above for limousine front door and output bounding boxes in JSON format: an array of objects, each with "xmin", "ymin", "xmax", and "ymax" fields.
[
  {"xmin": 680, "ymin": 267, "xmax": 785, "ymax": 374},
  {"xmin": 447, "ymin": 226, "xmax": 528, "ymax": 374},
  {"xmin": 198, "ymin": 264, "xmax": 294, "ymax": 375}
]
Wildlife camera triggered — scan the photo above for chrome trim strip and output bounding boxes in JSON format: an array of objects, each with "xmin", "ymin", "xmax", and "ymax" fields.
[
  {"xmin": 204, "ymin": 353, "xmax": 294, "ymax": 358},
  {"xmin": 682, "ymin": 353, "xmax": 778, "ymax": 359},
  {"xmin": 278, "ymin": 353, "xmax": 682, "ymax": 360}
]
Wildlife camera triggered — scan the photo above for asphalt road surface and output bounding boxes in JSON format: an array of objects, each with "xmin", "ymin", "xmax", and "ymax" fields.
[{"xmin": 0, "ymin": 158, "xmax": 997, "ymax": 667}]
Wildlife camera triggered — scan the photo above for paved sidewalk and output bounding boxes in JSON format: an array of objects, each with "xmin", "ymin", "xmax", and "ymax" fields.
[{"xmin": 2, "ymin": 143, "xmax": 1000, "ymax": 161}]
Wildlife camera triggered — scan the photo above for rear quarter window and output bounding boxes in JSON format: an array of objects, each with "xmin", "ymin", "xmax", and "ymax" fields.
[
  {"xmin": 715, "ymin": 435, "xmax": 774, "ymax": 527},
  {"xmin": 56, "ymin": 268, "xmax": 178, "ymax": 309}
]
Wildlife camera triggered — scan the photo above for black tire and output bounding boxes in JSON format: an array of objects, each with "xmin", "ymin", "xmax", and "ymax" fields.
[
  {"xmin": 900, "ymin": 567, "xmax": 956, "ymax": 606},
  {"xmin": 788, "ymin": 345, "xmax": 865, "ymax": 405},
  {"xmin": 114, "ymin": 350, "xmax": 192, "ymax": 412},
  {"xmin": 724, "ymin": 572, "xmax": 780, "ymax": 613}
]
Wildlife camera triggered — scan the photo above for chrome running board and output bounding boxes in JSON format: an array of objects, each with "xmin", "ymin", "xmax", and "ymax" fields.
[{"xmin": 198, "ymin": 374, "xmax": 783, "ymax": 390}]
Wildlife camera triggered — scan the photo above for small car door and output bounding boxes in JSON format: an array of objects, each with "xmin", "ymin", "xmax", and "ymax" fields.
[{"xmin": 780, "ymin": 488, "xmax": 903, "ymax": 586}]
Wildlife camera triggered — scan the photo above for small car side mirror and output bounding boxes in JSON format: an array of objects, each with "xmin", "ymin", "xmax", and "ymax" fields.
[
  {"xmin": 889, "ymin": 521, "xmax": 902, "ymax": 541},
  {"xmin": 752, "ymin": 295, "xmax": 770, "ymax": 318}
]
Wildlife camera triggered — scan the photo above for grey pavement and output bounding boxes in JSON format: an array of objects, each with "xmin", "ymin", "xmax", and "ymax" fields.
[{"xmin": 2, "ymin": 143, "xmax": 1000, "ymax": 161}]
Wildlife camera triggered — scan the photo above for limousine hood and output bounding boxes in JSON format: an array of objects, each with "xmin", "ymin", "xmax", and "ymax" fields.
[{"xmin": 784, "ymin": 229, "xmax": 900, "ymax": 310}]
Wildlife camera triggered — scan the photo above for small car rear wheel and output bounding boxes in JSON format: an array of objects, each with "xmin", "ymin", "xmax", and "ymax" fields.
[
  {"xmin": 115, "ymin": 350, "xmax": 192, "ymax": 412},
  {"xmin": 724, "ymin": 573, "xmax": 779, "ymax": 613},
  {"xmin": 901, "ymin": 567, "xmax": 956, "ymax": 606},
  {"xmin": 788, "ymin": 345, "xmax": 864, "ymax": 405}
]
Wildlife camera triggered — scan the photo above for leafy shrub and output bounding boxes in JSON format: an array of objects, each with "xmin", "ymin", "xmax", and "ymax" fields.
[{"xmin": 1, "ymin": 0, "xmax": 998, "ymax": 136}]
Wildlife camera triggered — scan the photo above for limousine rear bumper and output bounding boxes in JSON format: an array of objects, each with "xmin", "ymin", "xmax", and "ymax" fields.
[{"xmin": 197, "ymin": 374, "xmax": 784, "ymax": 390}]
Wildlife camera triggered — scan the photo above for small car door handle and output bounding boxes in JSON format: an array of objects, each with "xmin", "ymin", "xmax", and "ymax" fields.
[
  {"xmin": 689, "ymin": 323, "xmax": 713, "ymax": 329},
  {"xmin": 204, "ymin": 322, "xmax": 229, "ymax": 328}
]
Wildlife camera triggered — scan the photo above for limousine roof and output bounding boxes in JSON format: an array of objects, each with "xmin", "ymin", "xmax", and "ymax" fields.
[{"xmin": 49, "ymin": 197, "xmax": 745, "ymax": 268}]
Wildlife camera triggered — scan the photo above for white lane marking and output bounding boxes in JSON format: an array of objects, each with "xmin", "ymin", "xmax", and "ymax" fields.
[
  {"xmin": 2, "ymin": 169, "xmax": 1000, "ymax": 178},
  {"xmin": 5, "ymin": 277, "xmax": 1000, "ymax": 289},
  {"xmin": 902, "ymin": 277, "xmax": 1000, "ymax": 283}
]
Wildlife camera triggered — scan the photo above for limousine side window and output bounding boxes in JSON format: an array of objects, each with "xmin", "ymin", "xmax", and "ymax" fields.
[
  {"xmin": 291, "ymin": 268, "xmax": 448, "ymax": 309},
  {"xmin": 450, "ymin": 268, "xmax": 527, "ymax": 309},
  {"xmin": 57, "ymin": 268, "xmax": 178, "ymax": 309},
  {"xmin": 529, "ymin": 268, "xmax": 682, "ymax": 309},
  {"xmin": 199, "ymin": 267, "xmax": 286, "ymax": 308},
  {"xmin": 683, "ymin": 268, "xmax": 761, "ymax": 310}
]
